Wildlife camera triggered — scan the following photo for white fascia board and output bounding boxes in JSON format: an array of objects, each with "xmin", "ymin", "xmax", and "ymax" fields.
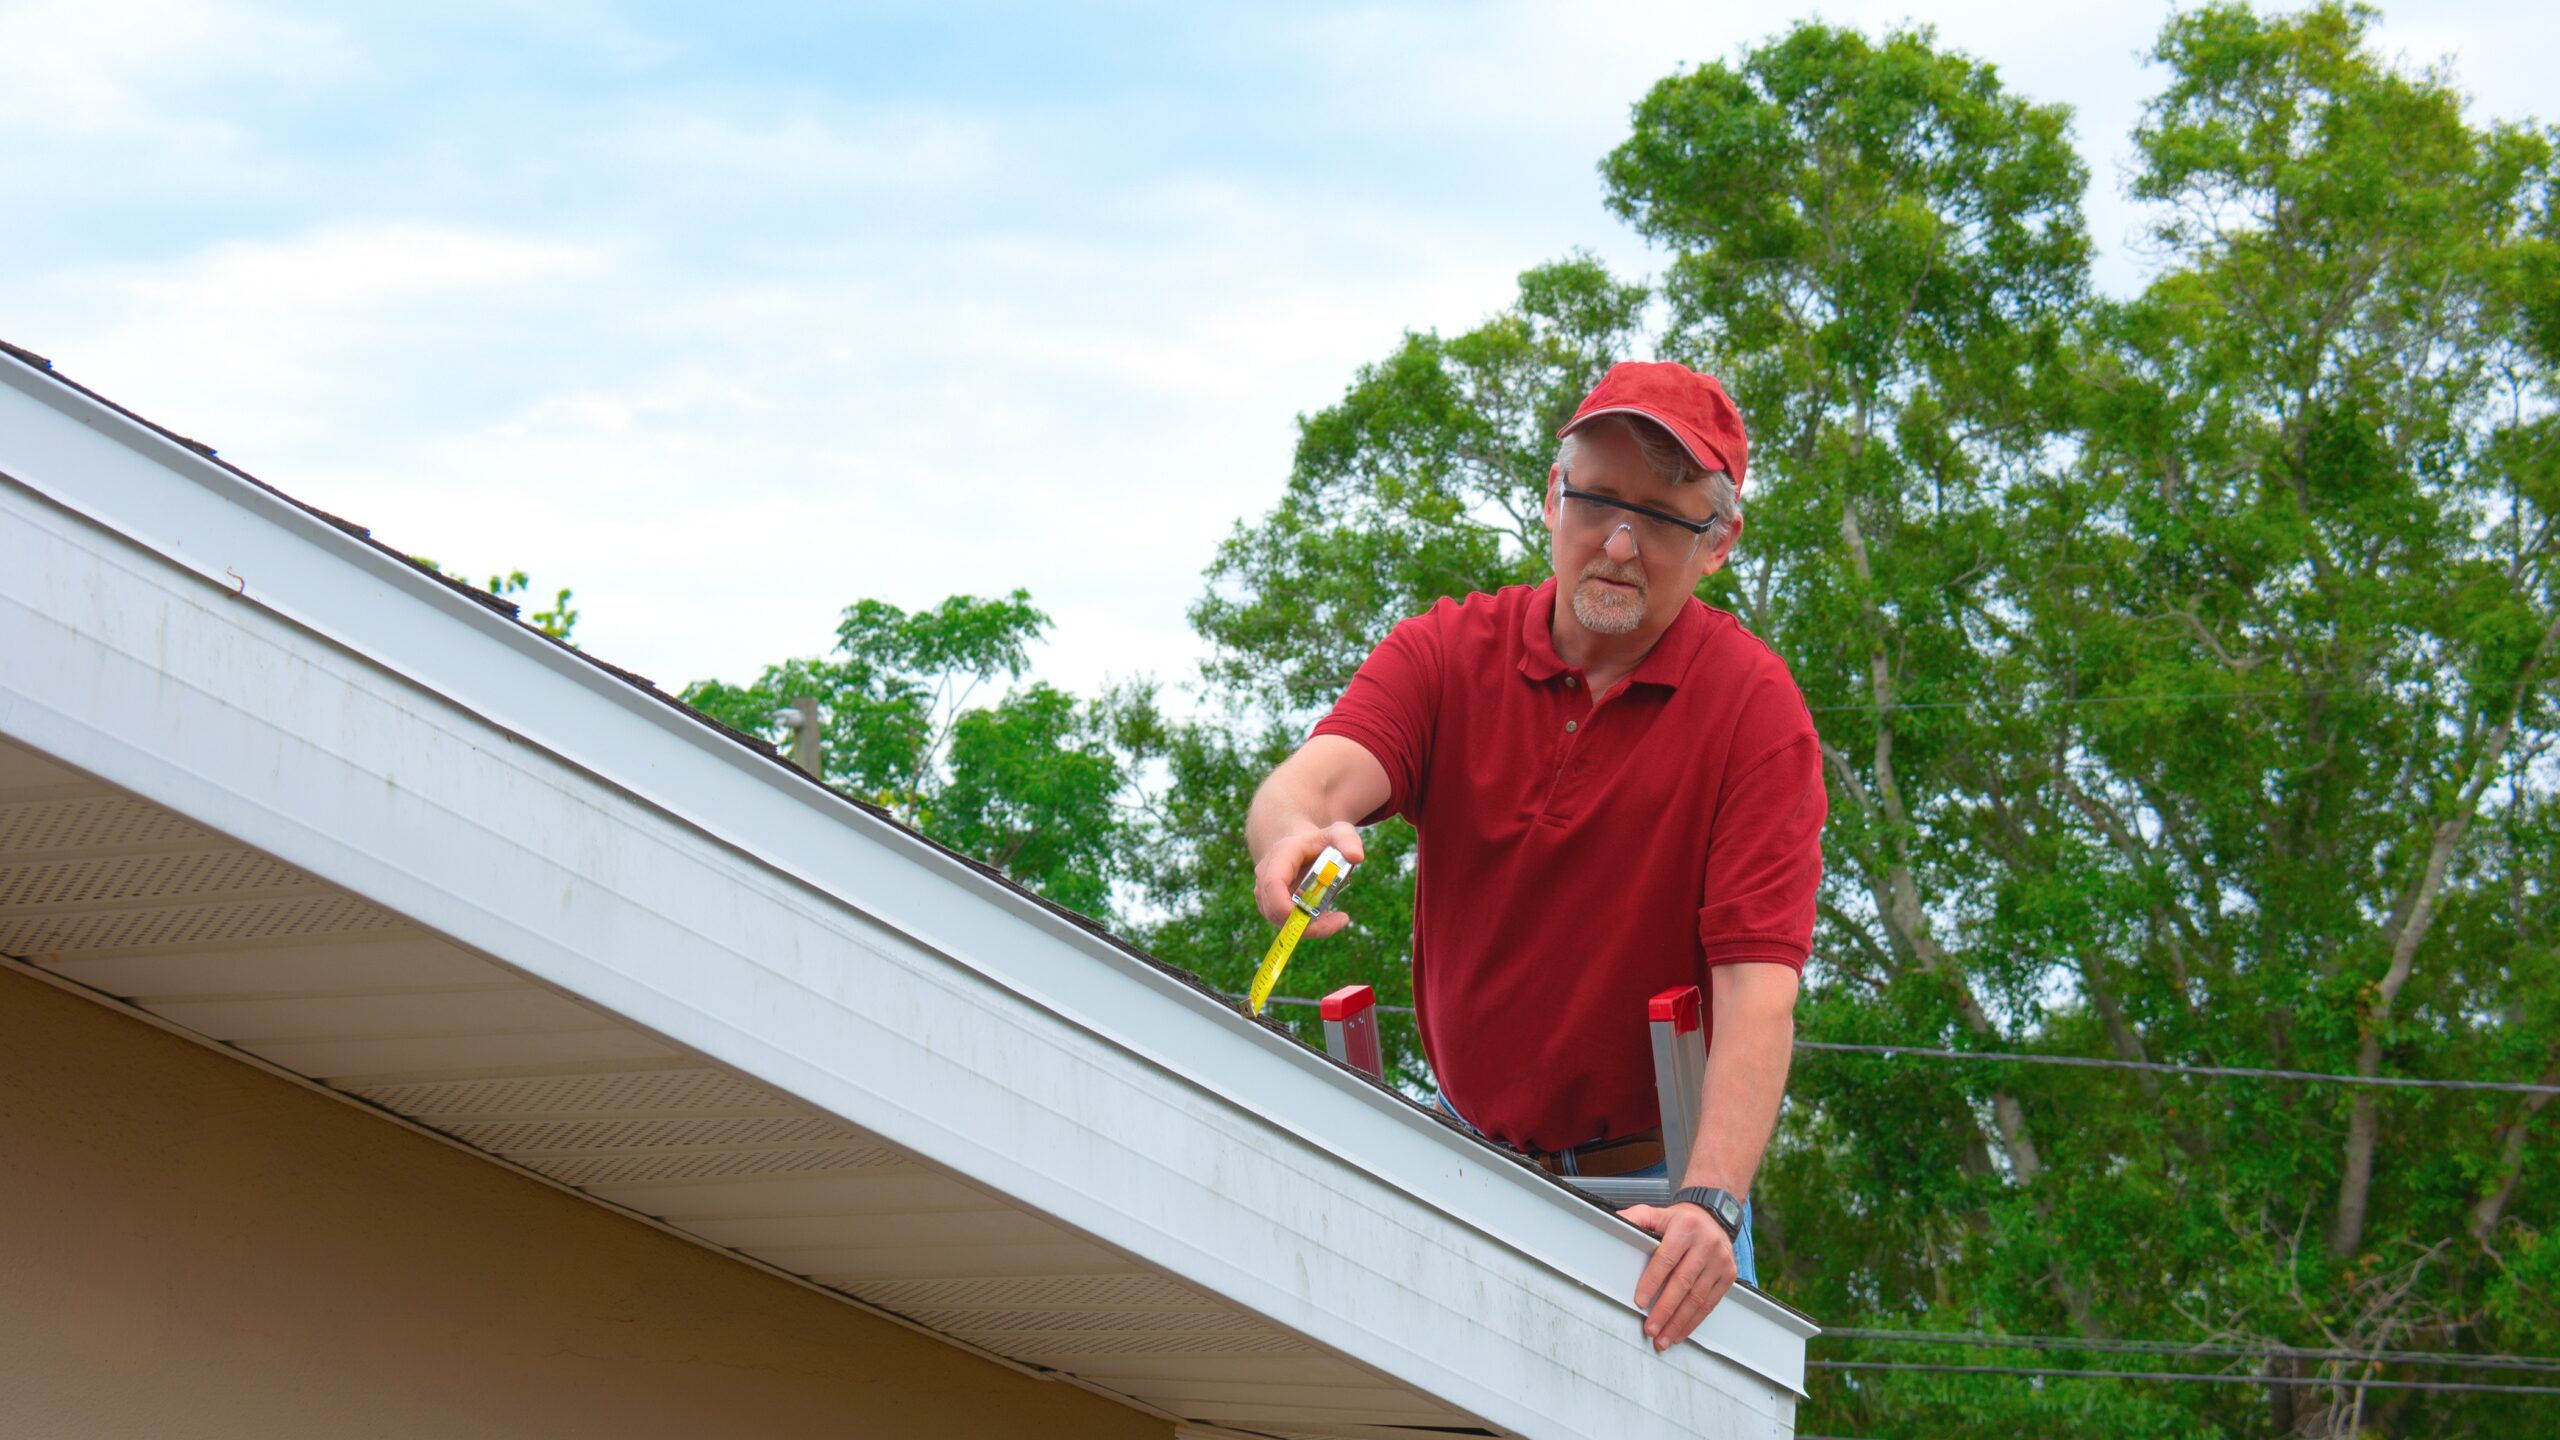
[{"xmin": 0, "ymin": 356, "xmax": 1814, "ymax": 1435}]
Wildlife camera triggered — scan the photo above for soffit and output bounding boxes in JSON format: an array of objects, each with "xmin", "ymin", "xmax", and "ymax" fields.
[{"xmin": 0, "ymin": 735, "xmax": 1483, "ymax": 1439}]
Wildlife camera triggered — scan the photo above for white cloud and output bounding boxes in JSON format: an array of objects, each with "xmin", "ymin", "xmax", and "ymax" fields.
[
  {"xmin": 1288, "ymin": 0, "xmax": 1746, "ymax": 138},
  {"xmin": 34, "ymin": 222, "xmax": 609, "ymax": 451},
  {"xmin": 599, "ymin": 108, "xmax": 1004, "ymax": 199},
  {"xmin": 0, "ymin": 0, "xmax": 356, "ymax": 193},
  {"xmin": 0, "ymin": 0, "xmax": 356, "ymax": 132}
]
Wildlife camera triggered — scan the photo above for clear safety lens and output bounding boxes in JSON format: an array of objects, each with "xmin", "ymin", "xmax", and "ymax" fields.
[{"xmin": 1561, "ymin": 491, "xmax": 1711, "ymax": 560}]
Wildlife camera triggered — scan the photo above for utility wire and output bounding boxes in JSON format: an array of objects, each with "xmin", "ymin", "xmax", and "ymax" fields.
[
  {"xmin": 1794, "ymin": 1040, "xmax": 2560, "ymax": 1096},
  {"xmin": 1250, "ymin": 995, "xmax": 2560, "ymax": 1096},
  {"xmin": 1807, "ymin": 1361, "xmax": 2560, "ymax": 1395},
  {"xmin": 1805, "ymin": 686, "xmax": 2339, "ymax": 715},
  {"xmin": 1252, "ymin": 990, "xmax": 2560, "ymax": 1386},
  {"xmin": 1820, "ymin": 1328, "xmax": 2560, "ymax": 1375}
]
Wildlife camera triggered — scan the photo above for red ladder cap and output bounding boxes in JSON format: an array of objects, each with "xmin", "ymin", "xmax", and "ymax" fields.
[
  {"xmin": 1320, "ymin": 984, "xmax": 1377, "ymax": 1021},
  {"xmin": 1648, "ymin": 985, "xmax": 1702, "ymax": 1032}
]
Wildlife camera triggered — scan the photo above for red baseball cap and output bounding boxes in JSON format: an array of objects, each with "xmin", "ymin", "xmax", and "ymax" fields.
[{"xmin": 1557, "ymin": 361, "xmax": 1750, "ymax": 491}]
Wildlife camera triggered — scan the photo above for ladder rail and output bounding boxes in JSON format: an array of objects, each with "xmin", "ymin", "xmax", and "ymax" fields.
[
  {"xmin": 1647, "ymin": 984, "xmax": 1705, "ymax": 1188},
  {"xmin": 1316, "ymin": 981, "xmax": 1705, "ymax": 1216}
]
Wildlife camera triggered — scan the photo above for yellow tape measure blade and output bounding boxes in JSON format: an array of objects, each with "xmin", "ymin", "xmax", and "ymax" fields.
[{"xmin": 1248, "ymin": 908, "xmax": 1313, "ymax": 1015}]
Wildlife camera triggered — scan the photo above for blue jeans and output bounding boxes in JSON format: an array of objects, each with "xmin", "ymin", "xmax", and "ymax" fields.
[{"xmin": 1435, "ymin": 1092, "xmax": 1758, "ymax": 1285}]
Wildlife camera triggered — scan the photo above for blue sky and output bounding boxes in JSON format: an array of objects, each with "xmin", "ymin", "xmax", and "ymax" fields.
[{"xmin": 7, "ymin": 0, "xmax": 2553, "ymax": 709}]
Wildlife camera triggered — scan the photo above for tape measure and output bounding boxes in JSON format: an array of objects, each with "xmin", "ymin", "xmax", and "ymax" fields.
[{"xmin": 1247, "ymin": 845, "xmax": 1356, "ymax": 1015}]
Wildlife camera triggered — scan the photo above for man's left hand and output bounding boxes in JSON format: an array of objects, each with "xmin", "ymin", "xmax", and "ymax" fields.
[{"xmin": 1617, "ymin": 1200, "xmax": 1736, "ymax": 1351}]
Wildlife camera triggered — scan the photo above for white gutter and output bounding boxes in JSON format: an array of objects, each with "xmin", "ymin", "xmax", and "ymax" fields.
[{"xmin": 0, "ymin": 351, "xmax": 1813, "ymax": 1436}]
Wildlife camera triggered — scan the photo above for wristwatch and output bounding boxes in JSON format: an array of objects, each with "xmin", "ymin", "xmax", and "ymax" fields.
[{"xmin": 1673, "ymin": 1185, "xmax": 1745, "ymax": 1241}]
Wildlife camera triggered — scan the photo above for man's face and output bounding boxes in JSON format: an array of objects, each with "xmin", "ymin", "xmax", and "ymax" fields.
[{"xmin": 1541, "ymin": 421, "xmax": 1738, "ymax": 644}]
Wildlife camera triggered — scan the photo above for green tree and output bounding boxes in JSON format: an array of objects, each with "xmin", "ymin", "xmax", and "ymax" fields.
[
  {"xmin": 407, "ymin": 559, "xmax": 579, "ymax": 644},
  {"xmin": 2007, "ymin": 5, "xmax": 2560, "ymax": 1430},
  {"xmin": 1153, "ymin": 8, "xmax": 2560, "ymax": 1436},
  {"xmin": 684, "ymin": 590, "xmax": 1133, "ymax": 920},
  {"xmin": 938, "ymin": 681, "xmax": 1124, "ymax": 917}
]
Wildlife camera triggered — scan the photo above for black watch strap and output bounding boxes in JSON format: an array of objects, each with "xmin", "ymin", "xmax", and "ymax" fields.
[{"xmin": 1673, "ymin": 1185, "xmax": 1744, "ymax": 1241}]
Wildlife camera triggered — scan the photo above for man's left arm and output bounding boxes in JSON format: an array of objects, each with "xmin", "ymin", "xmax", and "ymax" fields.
[{"xmin": 1619, "ymin": 961, "xmax": 1799, "ymax": 1350}]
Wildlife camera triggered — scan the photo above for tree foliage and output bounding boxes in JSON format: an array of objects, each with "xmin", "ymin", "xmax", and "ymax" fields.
[
  {"xmin": 1147, "ymin": 7, "xmax": 2560, "ymax": 1436},
  {"xmin": 682, "ymin": 589, "xmax": 1131, "ymax": 919},
  {"xmin": 408, "ymin": 559, "xmax": 580, "ymax": 643}
]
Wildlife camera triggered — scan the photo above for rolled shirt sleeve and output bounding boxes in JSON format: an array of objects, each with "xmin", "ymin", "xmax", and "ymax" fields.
[
  {"xmin": 1308, "ymin": 603, "xmax": 1450, "ymax": 826},
  {"xmin": 1697, "ymin": 733, "xmax": 1825, "ymax": 968}
]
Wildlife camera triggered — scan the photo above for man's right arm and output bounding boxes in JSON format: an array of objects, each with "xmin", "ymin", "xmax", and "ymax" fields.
[{"xmin": 1244, "ymin": 735, "xmax": 1392, "ymax": 940}]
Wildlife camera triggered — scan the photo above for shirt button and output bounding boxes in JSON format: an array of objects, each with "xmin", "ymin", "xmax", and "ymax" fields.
[
  {"xmin": 1563, "ymin": 676, "xmax": 1577, "ymax": 689},
  {"xmin": 1565, "ymin": 720, "xmax": 1578, "ymax": 732}
]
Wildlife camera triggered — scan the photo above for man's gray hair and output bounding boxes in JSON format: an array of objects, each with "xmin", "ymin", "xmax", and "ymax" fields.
[{"xmin": 1555, "ymin": 414, "xmax": 1742, "ymax": 535}]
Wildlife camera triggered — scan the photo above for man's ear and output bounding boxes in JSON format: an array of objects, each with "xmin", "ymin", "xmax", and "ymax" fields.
[
  {"xmin": 1542, "ymin": 467, "xmax": 1562, "ymax": 533},
  {"xmin": 1697, "ymin": 512, "xmax": 1745, "ymax": 578}
]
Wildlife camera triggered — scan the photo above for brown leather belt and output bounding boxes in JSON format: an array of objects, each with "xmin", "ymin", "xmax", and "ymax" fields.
[{"xmin": 1526, "ymin": 1126, "xmax": 1666, "ymax": 1178}]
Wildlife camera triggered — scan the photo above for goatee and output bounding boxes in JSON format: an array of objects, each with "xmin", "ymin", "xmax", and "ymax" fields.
[{"xmin": 1570, "ymin": 561, "xmax": 1647, "ymax": 635}]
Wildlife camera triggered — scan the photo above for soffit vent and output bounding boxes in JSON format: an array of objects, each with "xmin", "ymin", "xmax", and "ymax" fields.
[
  {"xmin": 901, "ymin": 1307, "xmax": 1278, "ymax": 1337},
  {"xmin": 355, "ymin": 1066, "xmax": 797, "ymax": 1120},
  {"xmin": 0, "ymin": 795, "xmax": 214, "ymax": 855},
  {"xmin": 0, "ymin": 892, "xmax": 410, "ymax": 956},
  {"xmin": 520, "ymin": 1144, "xmax": 909, "ymax": 1188},
  {"xmin": 0, "ymin": 848, "xmax": 313, "ymax": 908},
  {"xmin": 913, "ymin": 1309, "xmax": 1320, "ymax": 1357},
  {"xmin": 443, "ymin": 1114, "xmax": 862, "ymax": 1155},
  {"xmin": 975, "ymin": 1328, "xmax": 1313, "ymax": 1358},
  {"xmin": 855, "ymin": 1273, "xmax": 1227, "ymax": 1313}
]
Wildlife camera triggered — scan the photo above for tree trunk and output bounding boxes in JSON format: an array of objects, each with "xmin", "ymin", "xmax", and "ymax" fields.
[
  {"xmin": 2332, "ymin": 813, "xmax": 2466, "ymax": 1260},
  {"xmin": 1842, "ymin": 501, "xmax": 2051, "ymax": 1183},
  {"xmin": 2333, "ymin": 609, "xmax": 2560, "ymax": 1257},
  {"xmin": 2470, "ymin": 1049, "xmax": 2560, "ymax": 1243}
]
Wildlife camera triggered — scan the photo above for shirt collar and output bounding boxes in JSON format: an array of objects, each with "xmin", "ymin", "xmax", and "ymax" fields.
[
  {"xmin": 1519, "ymin": 578, "xmax": 1568, "ymax": 681},
  {"xmin": 1518, "ymin": 576, "xmax": 1712, "ymax": 691}
]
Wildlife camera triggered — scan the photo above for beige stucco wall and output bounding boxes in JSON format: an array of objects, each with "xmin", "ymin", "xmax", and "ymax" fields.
[{"xmin": 0, "ymin": 965, "xmax": 1169, "ymax": 1440}]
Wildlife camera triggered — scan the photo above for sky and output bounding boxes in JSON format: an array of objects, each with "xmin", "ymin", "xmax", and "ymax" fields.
[{"xmin": 6, "ymin": 0, "xmax": 2554, "ymax": 711}]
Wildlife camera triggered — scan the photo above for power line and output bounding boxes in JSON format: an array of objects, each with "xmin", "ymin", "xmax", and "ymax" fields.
[
  {"xmin": 1808, "ymin": 1361, "xmax": 2560, "ymax": 1395},
  {"xmin": 1794, "ymin": 1040, "xmax": 2560, "ymax": 1096},
  {"xmin": 1806, "ymin": 686, "xmax": 2341, "ymax": 715},
  {"xmin": 1821, "ymin": 1328, "xmax": 2560, "ymax": 1375},
  {"xmin": 1250, "ymin": 996, "xmax": 2560, "ymax": 1096}
]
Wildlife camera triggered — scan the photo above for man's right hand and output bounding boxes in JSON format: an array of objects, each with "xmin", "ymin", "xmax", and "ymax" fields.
[
  {"xmin": 1253, "ymin": 823, "xmax": 1366, "ymax": 939},
  {"xmin": 1243, "ymin": 733, "xmax": 1390, "ymax": 940}
]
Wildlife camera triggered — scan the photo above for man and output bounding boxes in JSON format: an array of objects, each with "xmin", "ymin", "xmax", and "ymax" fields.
[{"xmin": 1244, "ymin": 361, "xmax": 1823, "ymax": 1352}]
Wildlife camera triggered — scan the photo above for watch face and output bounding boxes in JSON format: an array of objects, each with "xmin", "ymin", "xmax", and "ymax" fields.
[{"xmin": 1676, "ymin": 1187, "xmax": 1743, "ymax": 1234}]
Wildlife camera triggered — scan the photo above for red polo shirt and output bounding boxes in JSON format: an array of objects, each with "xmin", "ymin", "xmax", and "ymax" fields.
[{"xmin": 1310, "ymin": 579, "xmax": 1823, "ymax": 1152}]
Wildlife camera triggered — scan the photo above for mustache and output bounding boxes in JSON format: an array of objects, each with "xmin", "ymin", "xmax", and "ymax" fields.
[{"xmin": 1579, "ymin": 557, "xmax": 1647, "ymax": 589}]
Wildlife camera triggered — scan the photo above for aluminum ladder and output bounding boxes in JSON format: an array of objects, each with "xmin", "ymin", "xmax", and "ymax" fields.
[{"xmin": 1320, "ymin": 982, "xmax": 1702, "ymax": 1208}]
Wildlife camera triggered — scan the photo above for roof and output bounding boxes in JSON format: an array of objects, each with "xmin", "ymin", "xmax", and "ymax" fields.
[{"xmin": 0, "ymin": 339, "xmax": 1814, "ymax": 1439}]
